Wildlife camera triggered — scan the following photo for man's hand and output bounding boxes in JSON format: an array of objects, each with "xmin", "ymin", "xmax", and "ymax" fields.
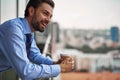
[
  {"xmin": 53, "ymin": 54, "xmax": 74, "ymax": 72},
  {"xmin": 59, "ymin": 58, "xmax": 74, "ymax": 72}
]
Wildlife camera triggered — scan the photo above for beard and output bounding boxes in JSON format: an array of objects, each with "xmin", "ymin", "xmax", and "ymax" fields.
[
  {"xmin": 30, "ymin": 14, "xmax": 45, "ymax": 32},
  {"xmin": 31, "ymin": 20, "xmax": 44, "ymax": 32}
]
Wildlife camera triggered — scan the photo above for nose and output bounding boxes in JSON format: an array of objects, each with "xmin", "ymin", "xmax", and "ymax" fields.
[{"xmin": 46, "ymin": 16, "xmax": 51, "ymax": 23}]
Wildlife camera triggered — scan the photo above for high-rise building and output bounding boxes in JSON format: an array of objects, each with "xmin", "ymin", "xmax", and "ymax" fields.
[{"xmin": 110, "ymin": 26, "xmax": 119, "ymax": 42}]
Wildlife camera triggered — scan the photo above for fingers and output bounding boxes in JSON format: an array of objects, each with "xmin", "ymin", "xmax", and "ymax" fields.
[{"xmin": 60, "ymin": 58, "xmax": 74, "ymax": 73}]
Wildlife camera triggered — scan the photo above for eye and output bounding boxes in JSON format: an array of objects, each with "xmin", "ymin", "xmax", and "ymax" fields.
[
  {"xmin": 42, "ymin": 10, "xmax": 52, "ymax": 19},
  {"xmin": 43, "ymin": 11, "xmax": 49, "ymax": 16}
]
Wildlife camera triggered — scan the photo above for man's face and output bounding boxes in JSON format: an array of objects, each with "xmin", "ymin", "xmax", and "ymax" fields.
[{"xmin": 30, "ymin": 3, "xmax": 53, "ymax": 32}]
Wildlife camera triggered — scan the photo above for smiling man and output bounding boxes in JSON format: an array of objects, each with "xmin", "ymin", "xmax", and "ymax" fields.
[{"xmin": 0, "ymin": 0, "xmax": 74, "ymax": 80}]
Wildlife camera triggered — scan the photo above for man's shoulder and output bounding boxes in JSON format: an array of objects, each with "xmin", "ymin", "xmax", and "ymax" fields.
[
  {"xmin": 0, "ymin": 18, "xmax": 23, "ymax": 26},
  {"xmin": 9, "ymin": 17, "xmax": 24, "ymax": 24},
  {"xmin": 8, "ymin": 18, "xmax": 25, "ymax": 28},
  {"xmin": 0, "ymin": 18, "xmax": 26, "ymax": 33},
  {"xmin": 4, "ymin": 18, "xmax": 25, "ymax": 32}
]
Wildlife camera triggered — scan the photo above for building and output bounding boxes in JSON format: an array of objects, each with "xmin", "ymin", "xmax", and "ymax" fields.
[{"xmin": 110, "ymin": 26, "xmax": 119, "ymax": 42}]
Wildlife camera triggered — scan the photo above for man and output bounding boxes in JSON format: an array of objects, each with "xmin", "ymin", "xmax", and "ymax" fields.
[{"xmin": 0, "ymin": 0, "xmax": 74, "ymax": 80}]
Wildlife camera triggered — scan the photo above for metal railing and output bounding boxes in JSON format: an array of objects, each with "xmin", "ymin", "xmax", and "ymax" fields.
[{"xmin": 42, "ymin": 34, "xmax": 51, "ymax": 56}]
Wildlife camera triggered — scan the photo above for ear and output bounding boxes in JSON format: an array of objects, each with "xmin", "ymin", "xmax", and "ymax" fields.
[{"xmin": 28, "ymin": 6, "xmax": 35, "ymax": 16}]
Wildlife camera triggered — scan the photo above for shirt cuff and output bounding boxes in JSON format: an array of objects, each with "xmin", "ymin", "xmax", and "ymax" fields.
[{"xmin": 50, "ymin": 64, "xmax": 61, "ymax": 77}]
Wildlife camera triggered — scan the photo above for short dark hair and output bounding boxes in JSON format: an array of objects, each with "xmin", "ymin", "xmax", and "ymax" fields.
[{"xmin": 24, "ymin": 0, "xmax": 55, "ymax": 17}]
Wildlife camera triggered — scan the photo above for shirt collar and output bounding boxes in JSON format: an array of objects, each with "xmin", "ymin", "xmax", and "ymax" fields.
[{"xmin": 21, "ymin": 18, "xmax": 32, "ymax": 34}]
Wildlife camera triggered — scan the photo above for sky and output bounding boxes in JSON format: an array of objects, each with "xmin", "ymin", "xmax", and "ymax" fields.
[{"xmin": 52, "ymin": 0, "xmax": 120, "ymax": 29}]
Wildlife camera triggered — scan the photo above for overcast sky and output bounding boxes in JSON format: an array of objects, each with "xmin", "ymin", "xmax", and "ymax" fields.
[{"xmin": 52, "ymin": 0, "xmax": 120, "ymax": 29}]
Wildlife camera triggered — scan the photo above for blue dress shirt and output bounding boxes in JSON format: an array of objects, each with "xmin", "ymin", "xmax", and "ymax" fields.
[{"xmin": 0, "ymin": 18, "xmax": 61, "ymax": 80}]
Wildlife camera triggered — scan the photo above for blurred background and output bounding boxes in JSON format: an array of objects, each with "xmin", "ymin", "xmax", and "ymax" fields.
[{"xmin": 0, "ymin": 0, "xmax": 120, "ymax": 80}]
